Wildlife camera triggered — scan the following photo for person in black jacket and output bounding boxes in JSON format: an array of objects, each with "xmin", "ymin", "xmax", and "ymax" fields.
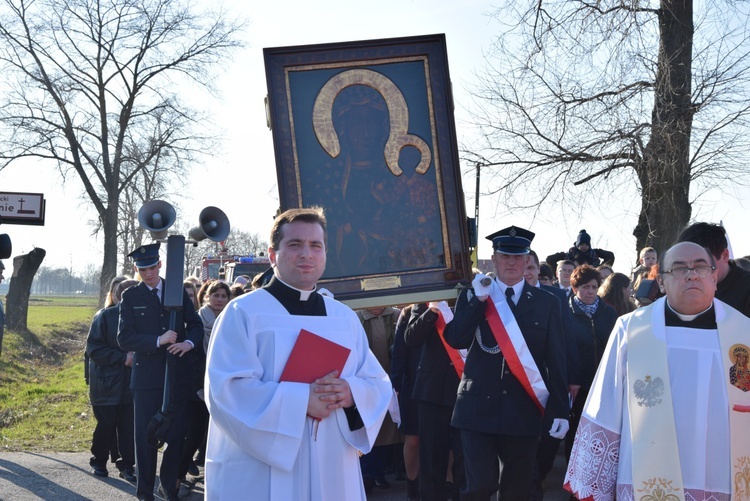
[
  {"xmin": 405, "ymin": 302, "xmax": 465, "ymax": 501},
  {"xmin": 86, "ymin": 277, "xmax": 139, "ymax": 481},
  {"xmin": 445, "ymin": 226, "xmax": 569, "ymax": 501},
  {"xmin": 524, "ymin": 251, "xmax": 580, "ymax": 500},
  {"xmin": 676, "ymin": 222, "xmax": 750, "ymax": 317},
  {"xmin": 565, "ymin": 264, "xmax": 617, "ymax": 460},
  {"xmin": 118, "ymin": 243, "xmax": 204, "ymax": 501},
  {"xmin": 546, "ymin": 229, "xmax": 615, "ymax": 271},
  {"xmin": 390, "ymin": 304, "xmax": 421, "ymax": 501}
]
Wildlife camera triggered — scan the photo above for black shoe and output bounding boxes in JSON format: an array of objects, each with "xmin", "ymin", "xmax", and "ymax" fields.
[
  {"xmin": 187, "ymin": 461, "xmax": 200, "ymax": 476},
  {"xmin": 157, "ymin": 483, "xmax": 179, "ymax": 501},
  {"xmin": 363, "ymin": 478, "xmax": 374, "ymax": 493},
  {"xmin": 407, "ymin": 477, "xmax": 420, "ymax": 499},
  {"xmin": 91, "ymin": 464, "xmax": 108, "ymax": 477},
  {"xmin": 374, "ymin": 476, "xmax": 391, "ymax": 489},
  {"xmin": 118, "ymin": 467, "xmax": 136, "ymax": 482}
]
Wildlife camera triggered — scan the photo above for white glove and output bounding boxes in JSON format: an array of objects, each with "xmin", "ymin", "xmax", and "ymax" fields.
[
  {"xmin": 549, "ymin": 418, "xmax": 569, "ymax": 439},
  {"xmin": 471, "ymin": 273, "xmax": 492, "ymax": 299}
]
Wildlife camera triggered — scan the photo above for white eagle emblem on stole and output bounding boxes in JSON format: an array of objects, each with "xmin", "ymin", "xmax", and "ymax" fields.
[{"xmin": 634, "ymin": 375, "xmax": 664, "ymax": 407}]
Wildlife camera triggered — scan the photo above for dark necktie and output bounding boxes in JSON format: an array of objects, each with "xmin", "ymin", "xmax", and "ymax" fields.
[
  {"xmin": 151, "ymin": 287, "xmax": 159, "ymax": 302},
  {"xmin": 505, "ymin": 287, "xmax": 515, "ymax": 310}
]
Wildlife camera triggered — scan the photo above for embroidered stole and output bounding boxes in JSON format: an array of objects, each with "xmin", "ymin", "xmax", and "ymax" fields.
[
  {"xmin": 626, "ymin": 304, "xmax": 684, "ymax": 500},
  {"xmin": 433, "ymin": 301, "xmax": 465, "ymax": 378},
  {"xmin": 485, "ymin": 284, "xmax": 549, "ymax": 412},
  {"xmin": 626, "ymin": 299, "xmax": 750, "ymax": 501}
]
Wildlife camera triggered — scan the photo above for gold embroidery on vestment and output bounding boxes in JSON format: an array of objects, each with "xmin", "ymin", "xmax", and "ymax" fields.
[
  {"xmin": 734, "ymin": 456, "xmax": 750, "ymax": 500},
  {"xmin": 636, "ymin": 477, "xmax": 681, "ymax": 501}
]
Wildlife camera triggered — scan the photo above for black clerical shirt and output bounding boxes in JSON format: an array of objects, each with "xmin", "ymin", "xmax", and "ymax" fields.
[
  {"xmin": 263, "ymin": 276, "xmax": 327, "ymax": 316},
  {"xmin": 664, "ymin": 302, "xmax": 717, "ymax": 329}
]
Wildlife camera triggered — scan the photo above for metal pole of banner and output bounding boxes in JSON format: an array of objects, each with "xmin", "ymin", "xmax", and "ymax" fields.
[{"xmin": 472, "ymin": 162, "xmax": 481, "ymax": 268}]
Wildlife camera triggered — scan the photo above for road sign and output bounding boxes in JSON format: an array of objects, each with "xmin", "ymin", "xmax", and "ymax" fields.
[{"xmin": 0, "ymin": 192, "xmax": 45, "ymax": 225}]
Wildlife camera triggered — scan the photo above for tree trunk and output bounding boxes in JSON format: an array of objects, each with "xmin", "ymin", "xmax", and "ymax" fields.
[
  {"xmin": 5, "ymin": 248, "xmax": 46, "ymax": 337},
  {"xmin": 633, "ymin": 0, "xmax": 694, "ymax": 255},
  {"xmin": 98, "ymin": 201, "xmax": 120, "ymax": 309}
]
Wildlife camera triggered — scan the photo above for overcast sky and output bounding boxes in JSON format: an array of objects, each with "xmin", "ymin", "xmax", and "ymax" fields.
[{"xmin": 3, "ymin": 0, "xmax": 748, "ymax": 276}]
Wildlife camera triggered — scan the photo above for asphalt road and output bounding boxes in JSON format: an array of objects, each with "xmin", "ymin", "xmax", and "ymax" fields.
[{"xmin": 0, "ymin": 449, "xmax": 571, "ymax": 500}]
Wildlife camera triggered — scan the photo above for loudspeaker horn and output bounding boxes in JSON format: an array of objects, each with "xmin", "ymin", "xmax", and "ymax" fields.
[
  {"xmin": 138, "ymin": 200, "xmax": 176, "ymax": 240},
  {"xmin": 189, "ymin": 206, "xmax": 230, "ymax": 243}
]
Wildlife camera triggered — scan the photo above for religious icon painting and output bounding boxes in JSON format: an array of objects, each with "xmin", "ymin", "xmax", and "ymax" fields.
[
  {"xmin": 729, "ymin": 344, "xmax": 750, "ymax": 392},
  {"xmin": 264, "ymin": 34, "xmax": 472, "ymax": 307}
]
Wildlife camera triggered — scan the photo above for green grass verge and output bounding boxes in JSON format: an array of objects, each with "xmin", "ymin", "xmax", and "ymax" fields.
[{"xmin": 0, "ymin": 295, "xmax": 98, "ymax": 452}]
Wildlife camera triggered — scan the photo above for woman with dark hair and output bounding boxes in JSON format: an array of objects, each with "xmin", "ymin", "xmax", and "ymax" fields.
[
  {"xmin": 566, "ymin": 265, "xmax": 617, "ymax": 460},
  {"xmin": 86, "ymin": 277, "xmax": 138, "ymax": 481},
  {"xmin": 178, "ymin": 279, "xmax": 232, "ymax": 484},
  {"xmin": 598, "ymin": 272, "xmax": 637, "ymax": 317},
  {"xmin": 198, "ymin": 280, "xmax": 232, "ymax": 353},
  {"xmin": 183, "ymin": 279, "xmax": 201, "ymax": 311}
]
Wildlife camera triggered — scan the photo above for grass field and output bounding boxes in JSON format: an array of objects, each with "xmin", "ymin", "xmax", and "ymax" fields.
[{"xmin": 0, "ymin": 295, "xmax": 98, "ymax": 452}]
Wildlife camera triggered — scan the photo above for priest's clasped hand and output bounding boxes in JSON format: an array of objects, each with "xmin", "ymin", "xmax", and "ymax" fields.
[
  {"xmin": 307, "ymin": 370, "xmax": 353, "ymax": 420},
  {"xmin": 549, "ymin": 418, "xmax": 569, "ymax": 439}
]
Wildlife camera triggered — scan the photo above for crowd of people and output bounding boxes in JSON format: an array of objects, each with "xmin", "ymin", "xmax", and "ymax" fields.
[{"xmin": 82, "ymin": 215, "xmax": 750, "ymax": 501}]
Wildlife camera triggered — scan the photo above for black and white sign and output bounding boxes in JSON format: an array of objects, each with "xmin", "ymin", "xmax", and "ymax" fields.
[{"xmin": 0, "ymin": 192, "xmax": 45, "ymax": 225}]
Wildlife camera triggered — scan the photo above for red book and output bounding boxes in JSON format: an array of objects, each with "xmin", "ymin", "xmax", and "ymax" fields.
[{"xmin": 279, "ymin": 329, "xmax": 351, "ymax": 384}]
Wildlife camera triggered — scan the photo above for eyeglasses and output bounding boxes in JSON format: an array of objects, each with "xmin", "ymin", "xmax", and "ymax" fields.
[{"xmin": 662, "ymin": 265, "xmax": 715, "ymax": 279}]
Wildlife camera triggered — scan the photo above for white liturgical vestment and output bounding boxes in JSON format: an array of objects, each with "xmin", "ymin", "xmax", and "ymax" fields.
[
  {"xmin": 564, "ymin": 297, "xmax": 750, "ymax": 501},
  {"xmin": 204, "ymin": 288, "xmax": 391, "ymax": 501}
]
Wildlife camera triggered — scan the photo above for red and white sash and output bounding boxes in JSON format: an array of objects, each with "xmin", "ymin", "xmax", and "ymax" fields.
[
  {"xmin": 485, "ymin": 284, "xmax": 549, "ymax": 413},
  {"xmin": 432, "ymin": 301, "xmax": 465, "ymax": 378}
]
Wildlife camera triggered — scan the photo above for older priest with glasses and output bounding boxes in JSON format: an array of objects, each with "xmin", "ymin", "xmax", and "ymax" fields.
[{"xmin": 565, "ymin": 241, "xmax": 750, "ymax": 501}]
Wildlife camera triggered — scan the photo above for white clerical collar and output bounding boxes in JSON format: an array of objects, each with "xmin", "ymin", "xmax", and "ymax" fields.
[
  {"xmin": 276, "ymin": 276, "xmax": 315, "ymax": 301},
  {"xmin": 666, "ymin": 300, "xmax": 713, "ymax": 322}
]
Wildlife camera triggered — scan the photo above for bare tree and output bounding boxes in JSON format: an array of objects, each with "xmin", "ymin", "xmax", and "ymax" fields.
[
  {"xmin": 225, "ymin": 228, "xmax": 268, "ymax": 257},
  {"xmin": 464, "ymin": 0, "xmax": 750, "ymax": 253},
  {"xmin": 182, "ymin": 227, "xmax": 268, "ymax": 278},
  {"xmin": 0, "ymin": 0, "xmax": 244, "ymax": 302}
]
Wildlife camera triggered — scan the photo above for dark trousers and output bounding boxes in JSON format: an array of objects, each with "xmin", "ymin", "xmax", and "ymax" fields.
[
  {"xmin": 133, "ymin": 387, "xmax": 187, "ymax": 499},
  {"xmin": 360, "ymin": 444, "xmax": 388, "ymax": 480},
  {"xmin": 91, "ymin": 403, "xmax": 135, "ymax": 469},
  {"xmin": 177, "ymin": 398, "xmax": 209, "ymax": 479},
  {"xmin": 566, "ymin": 386, "xmax": 589, "ymax": 462},
  {"xmin": 417, "ymin": 401, "xmax": 464, "ymax": 501},
  {"xmin": 460, "ymin": 429, "xmax": 537, "ymax": 501},
  {"xmin": 531, "ymin": 434, "xmax": 562, "ymax": 500}
]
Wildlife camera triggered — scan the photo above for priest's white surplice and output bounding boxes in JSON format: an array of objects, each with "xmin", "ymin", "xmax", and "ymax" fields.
[
  {"xmin": 204, "ymin": 289, "xmax": 391, "ymax": 501},
  {"xmin": 564, "ymin": 298, "xmax": 736, "ymax": 501}
]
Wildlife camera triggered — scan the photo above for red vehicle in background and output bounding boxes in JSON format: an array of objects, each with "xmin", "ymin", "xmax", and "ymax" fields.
[{"xmin": 196, "ymin": 254, "xmax": 270, "ymax": 283}]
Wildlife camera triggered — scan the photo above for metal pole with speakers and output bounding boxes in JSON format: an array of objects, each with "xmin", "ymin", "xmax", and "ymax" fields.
[
  {"xmin": 188, "ymin": 206, "xmax": 230, "ymax": 244},
  {"xmin": 138, "ymin": 200, "xmax": 177, "ymax": 241},
  {"xmin": 136, "ymin": 200, "xmax": 230, "ymax": 448}
]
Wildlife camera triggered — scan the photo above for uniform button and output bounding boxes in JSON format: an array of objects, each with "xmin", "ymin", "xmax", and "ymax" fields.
[
  {"xmin": 504, "ymin": 370, "xmax": 510, "ymax": 375},
  {"xmin": 502, "ymin": 390, "xmax": 507, "ymax": 395}
]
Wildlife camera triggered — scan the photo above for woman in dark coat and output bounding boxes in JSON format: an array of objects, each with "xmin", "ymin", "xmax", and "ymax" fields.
[
  {"xmin": 565, "ymin": 265, "xmax": 617, "ymax": 460},
  {"xmin": 86, "ymin": 277, "xmax": 139, "ymax": 480}
]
